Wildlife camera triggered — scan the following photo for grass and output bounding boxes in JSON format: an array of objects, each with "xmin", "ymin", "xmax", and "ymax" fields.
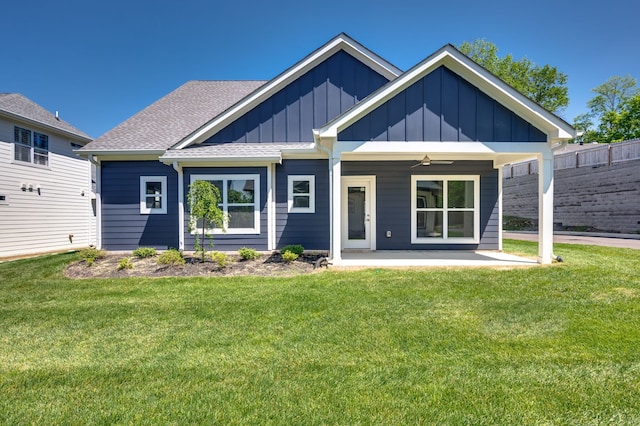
[{"xmin": 0, "ymin": 241, "xmax": 639, "ymax": 424}]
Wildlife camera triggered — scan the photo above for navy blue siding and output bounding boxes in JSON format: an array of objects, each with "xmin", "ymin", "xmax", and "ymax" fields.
[
  {"xmin": 275, "ymin": 160, "xmax": 330, "ymax": 250},
  {"xmin": 342, "ymin": 161, "xmax": 499, "ymax": 250},
  {"xmin": 101, "ymin": 161, "xmax": 179, "ymax": 250},
  {"xmin": 183, "ymin": 167, "xmax": 268, "ymax": 251},
  {"xmin": 339, "ymin": 66, "xmax": 547, "ymax": 143},
  {"xmin": 206, "ymin": 50, "xmax": 389, "ymax": 144}
]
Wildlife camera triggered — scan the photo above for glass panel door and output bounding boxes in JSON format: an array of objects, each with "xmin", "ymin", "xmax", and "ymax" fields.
[{"xmin": 342, "ymin": 177, "xmax": 375, "ymax": 250}]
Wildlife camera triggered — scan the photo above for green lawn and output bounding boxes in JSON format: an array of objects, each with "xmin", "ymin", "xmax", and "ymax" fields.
[{"xmin": 1, "ymin": 241, "xmax": 639, "ymax": 425}]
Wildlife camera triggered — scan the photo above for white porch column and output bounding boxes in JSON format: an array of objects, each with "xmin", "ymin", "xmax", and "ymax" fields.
[
  {"xmin": 331, "ymin": 157, "xmax": 342, "ymax": 264},
  {"xmin": 538, "ymin": 152, "xmax": 554, "ymax": 264},
  {"xmin": 173, "ymin": 162, "xmax": 185, "ymax": 251},
  {"xmin": 498, "ymin": 165, "xmax": 503, "ymax": 252}
]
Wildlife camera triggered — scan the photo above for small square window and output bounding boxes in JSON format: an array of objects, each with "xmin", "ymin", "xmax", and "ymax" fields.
[
  {"xmin": 140, "ymin": 176, "xmax": 167, "ymax": 214},
  {"xmin": 0, "ymin": 195, "xmax": 8, "ymax": 205},
  {"xmin": 288, "ymin": 175, "xmax": 315, "ymax": 213}
]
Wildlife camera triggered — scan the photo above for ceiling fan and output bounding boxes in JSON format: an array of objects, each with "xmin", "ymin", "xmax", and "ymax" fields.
[{"xmin": 410, "ymin": 154, "xmax": 454, "ymax": 168}]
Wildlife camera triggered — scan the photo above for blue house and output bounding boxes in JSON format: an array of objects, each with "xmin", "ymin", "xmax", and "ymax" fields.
[{"xmin": 79, "ymin": 34, "xmax": 575, "ymax": 265}]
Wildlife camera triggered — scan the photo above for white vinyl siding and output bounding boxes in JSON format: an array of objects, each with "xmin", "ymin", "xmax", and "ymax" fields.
[{"xmin": 0, "ymin": 116, "xmax": 94, "ymax": 257}]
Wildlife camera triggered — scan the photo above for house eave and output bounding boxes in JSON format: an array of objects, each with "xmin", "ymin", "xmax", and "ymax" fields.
[{"xmin": 0, "ymin": 110, "xmax": 93, "ymax": 143}]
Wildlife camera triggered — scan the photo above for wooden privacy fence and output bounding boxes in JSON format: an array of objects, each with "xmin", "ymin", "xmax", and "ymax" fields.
[{"xmin": 504, "ymin": 139, "xmax": 640, "ymax": 178}]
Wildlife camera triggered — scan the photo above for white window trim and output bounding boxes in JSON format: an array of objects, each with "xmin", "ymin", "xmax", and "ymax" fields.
[
  {"xmin": 190, "ymin": 174, "xmax": 260, "ymax": 235},
  {"xmin": 287, "ymin": 175, "xmax": 315, "ymax": 213},
  {"xmin": 140, "ymin": 176, "xmax": 167, "ymax": 214},
  {"xmin": 12, "ymin": 126, "xmax": 50, "ymax": 168},
  {"xmin": 411, "ymin": 175, "xmax": 480, "ymax": 244}
]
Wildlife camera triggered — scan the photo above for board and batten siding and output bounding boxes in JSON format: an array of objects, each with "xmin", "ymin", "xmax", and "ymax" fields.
[
  {"xmin": 101, "ymin": 161, "xmax": 178, "ymax": 250},
  {"xmin": 342, "ymin": 160, "xmax": 499, "ymax": 250},
  {"xmin": 275, "ymin": 160, "xmax": 330, "ymax": 250},
  {"xmin": 205, "ymin": 50, "xmax": 390, "ymax": 144},
  {"xmin": 339, "ymin": 66, "xmax": 547, "ymax": 143},
  {"xmin": 0, "ymin": 117, "xmax": 94, "ymax": 257},
  {"xmin": 184, "ymin": 167, "xmax": 269, "ymax": 251}
]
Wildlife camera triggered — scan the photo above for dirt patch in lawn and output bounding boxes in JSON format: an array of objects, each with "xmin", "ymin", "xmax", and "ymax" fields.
[{"xmin": 65, "ymin": 252, "xmax": 329, "ymax": 279}]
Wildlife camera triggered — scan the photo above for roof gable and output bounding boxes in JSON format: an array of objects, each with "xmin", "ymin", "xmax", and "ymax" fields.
[
  {"xmin": 316, "ymin": 45, "xmax": 575, "ymax": 143},
  {"xmin": 338, "ymin": 65, "xmax": 547, "ymax": 143},
  {"xmin": 0, "ymin": 93, "xmax": 91, "ymax": 141},
  {"xmin": 204, "ymin": 50, "xmax": 390, "ymax": 144},
  {"xmin": 174, "ymin": 33, "xmax": 402, "ymax": 149}
]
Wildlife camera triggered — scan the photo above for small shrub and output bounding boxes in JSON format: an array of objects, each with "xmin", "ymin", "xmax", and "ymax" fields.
[
  {"xmin": 133, "ymin": 247, "xmax": 157, "ymax": 258},
  {"xmin": 157, "ymin": 249, "xmax": 185, "ymax": 266},
  {"xmin": 281, "ymin": 250, "xmax": 298, "ymax": 263},
  {"xmin": 210, "ymin": 251, "xmax": 229, "ymax": 269},
  {"xmin": 280, "ymin": 244, "xmax": 304, "ymax": 256},
  {"xmin": 238, "ymin": 247, "xmax": 260, "ymax": 260},
  {"xmin": 118, "ymin": 257, "xmax": 134, "ymax": 270},
  {"xmin": 79, "ymin": 247, "xmax": 106, "ymax": 266}
]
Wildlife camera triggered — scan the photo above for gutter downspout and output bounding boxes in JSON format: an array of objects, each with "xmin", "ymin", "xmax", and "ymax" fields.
[
  {"xmin": 315, "ymin": 136, "xmax": 334, "ymax": 264},
  {"xmin": 88, "ymin": 155, "xmax": 101, "ymax": 249},
  {"xmin": 172, "ymin": 162, "xmax": 185, "ymax": 251}
]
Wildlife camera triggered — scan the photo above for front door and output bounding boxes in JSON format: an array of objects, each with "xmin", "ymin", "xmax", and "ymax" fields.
[{"xmin": 342, "ymin": 176, "xmax": 376, "ymax": 250}]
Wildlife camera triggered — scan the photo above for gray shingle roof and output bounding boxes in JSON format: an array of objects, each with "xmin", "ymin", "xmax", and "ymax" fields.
[
  {"xmin": 160, "ymin": 142, "xmax": 316, "ymax": 161},
  {"xmin": 0, "ymin": 93, "xmax": 92, "ymax": 141},
  {"xmin": 80, "ymin": 81, "xmax": 266, "ymax": 152}
]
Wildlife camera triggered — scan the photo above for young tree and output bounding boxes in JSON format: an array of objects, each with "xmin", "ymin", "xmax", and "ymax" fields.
[
  {"xmin": 187, "ymin": 180, "xmax": 225, "ymax": 262},
  {"xmin": 458, "ymin": 39, "xmax": 569, "ymax": 113}
]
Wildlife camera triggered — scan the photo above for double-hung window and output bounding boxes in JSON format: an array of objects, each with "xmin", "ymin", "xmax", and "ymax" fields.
[
  {"xmin": 140, "ymin": 176, "xmax": 167, "ymax": 214},
  {"xmin": 14, "ymin": 126, "xmax": 49, "ymax": 166},
  {"xmin": 190, "ymin": 174, "xmax": 260, "ymax": 234},
  {"xmin": 411, "ymin": 175, "xmax": 479, "ymax": 244},
  {"xmin": 288, "ymin": 175, "xmax": 315, "ymax": 213}
]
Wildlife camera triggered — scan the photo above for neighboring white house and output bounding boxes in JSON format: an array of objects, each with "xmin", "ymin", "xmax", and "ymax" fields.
[{"xmin": 0, "ymin": 93, "xmax": 94, "ymax": 258}]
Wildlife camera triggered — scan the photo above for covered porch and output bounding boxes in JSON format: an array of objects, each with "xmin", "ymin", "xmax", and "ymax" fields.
[{"xmin": 338, "ymin": 250, "xmax": 537, "ymax": 267}]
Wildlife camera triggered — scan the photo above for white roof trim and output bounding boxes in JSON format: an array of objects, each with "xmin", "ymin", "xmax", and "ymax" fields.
[
  {"xmin": 315, "ymin": 45, "xmax": 575, "ymax": 142},
  {"xmin": 172, "ymin": 34, "xmax": 402, "ymax": 150}
]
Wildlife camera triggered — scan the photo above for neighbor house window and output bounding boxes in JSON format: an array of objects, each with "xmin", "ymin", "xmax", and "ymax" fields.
[
  {"xmin": 14, "ymin": 126, "xmax": 49, "ymax": 166},
  {"xmin": 411, "ymin": 175, "xmax": 479, "ymax": 244},
  {"xmin": 0, "ymin": 195, "xmax": 8, "ymax": 205},
  {"xmin": 288, "ymin": 175, "xmax": 315, "ymax": 213},
  {"xmin": 140, "ymin": 176, "xmax": 167, "ymax": 214},
  {"xmin": 190, "ymin": 174, "xmax": 260, "ymax": 234}
]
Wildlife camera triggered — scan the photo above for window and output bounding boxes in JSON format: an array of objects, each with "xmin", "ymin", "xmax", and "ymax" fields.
[
  {"xmin": 288, "ymin": 175, "xmax": 315, "ymax": 213},
  {"xmin": 0, "ymin": 195, "xmax": 8, "ymax": 205},
  {"xmin": 14, "ymin": 126, "xmax": 49, "ymax": 166},
  {"xmin": 140, "ymin": 176, "xmax": 167, "ymax": 214},
  {"xmin": 190, "ymin": 174, "xmax": 260, "ymax": 234},
  {"xmin": 411, "ymin": 175, "xmax": 479, "ymax": 244}
]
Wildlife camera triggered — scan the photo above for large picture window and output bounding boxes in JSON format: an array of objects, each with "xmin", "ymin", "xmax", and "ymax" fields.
[
  {"xmin": 190, "ymin": 174, "xmax": 260, "ymax": 234},
  {"xmin": 14, "ymin": 126, "xmax": 49, "ymax": 166},
  {"xmin": 411, "ymin": 175, "xmax": 479, "ymax": 244}
]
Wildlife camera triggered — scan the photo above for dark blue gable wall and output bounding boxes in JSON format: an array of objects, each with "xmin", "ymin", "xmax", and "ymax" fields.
[
  {"xmin": 101, "ymin": 161, "xmax": 178, "ymax": 250},
  {"xmin": 275, "ymin": 160, "xmax": 330, "ymax": 250},
  {"xmin": 206, "ymin": 50, "xmax": 389, "ymax": 144},
  {"xmin": 339, "ymin": 66, "xmax": 547, "ymax": 143},
  {"xmin": 342, "ymin": 160, "xmax": 499, "ymax": 250}
]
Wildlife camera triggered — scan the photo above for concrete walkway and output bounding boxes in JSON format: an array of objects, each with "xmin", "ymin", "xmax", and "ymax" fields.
[{"xmin": 504, "ymin": 231, "xmax": 640, "ymax": 250}]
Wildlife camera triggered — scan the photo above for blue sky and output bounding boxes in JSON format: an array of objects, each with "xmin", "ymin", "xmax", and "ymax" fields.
[{"xmin": 3, "ymin": 0, "xmax": 638, "ymax": 138}]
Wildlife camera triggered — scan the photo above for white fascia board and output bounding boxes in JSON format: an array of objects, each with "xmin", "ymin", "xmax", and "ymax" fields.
[
  {"xmin": 174, "ymin": 35, "xmax": 402, "ymax": 151},
  {"xmin": 335, "ymin": 141, "xmax": 549, "ymax": 155},
  {"xmin": 158, "ymin": 157, "xmax": 282, "ymax": 166},
  {"xmin": 318, "ymin": 46, "xmax": 575, "ymax": 142},
  {"xmin": 77, "ymin": 152, "xmax": 166, "ymax": 161}
]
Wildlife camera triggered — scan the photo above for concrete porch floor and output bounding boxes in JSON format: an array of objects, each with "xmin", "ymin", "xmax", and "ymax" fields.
[{"xmin": 335, "ymin": 250, "xmax": 538, "ymax": 267}]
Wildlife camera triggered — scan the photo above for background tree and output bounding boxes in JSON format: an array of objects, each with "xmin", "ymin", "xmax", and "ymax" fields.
[
  {"xmin": 574, "ymin": 75, "xmax": 639, "ymax": 143},
  {"xmin": 458, "ymin": 39, "xmax": 569, "ymax": 113},
  {"xmin": 187, "ymin": 180, "xmax": 225, "ymax": 262}
]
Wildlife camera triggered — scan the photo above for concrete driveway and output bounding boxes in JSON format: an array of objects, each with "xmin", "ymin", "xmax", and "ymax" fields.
[{"xmin": 504, "ymin": 232, "xmax": 640, "ymax": 250}]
